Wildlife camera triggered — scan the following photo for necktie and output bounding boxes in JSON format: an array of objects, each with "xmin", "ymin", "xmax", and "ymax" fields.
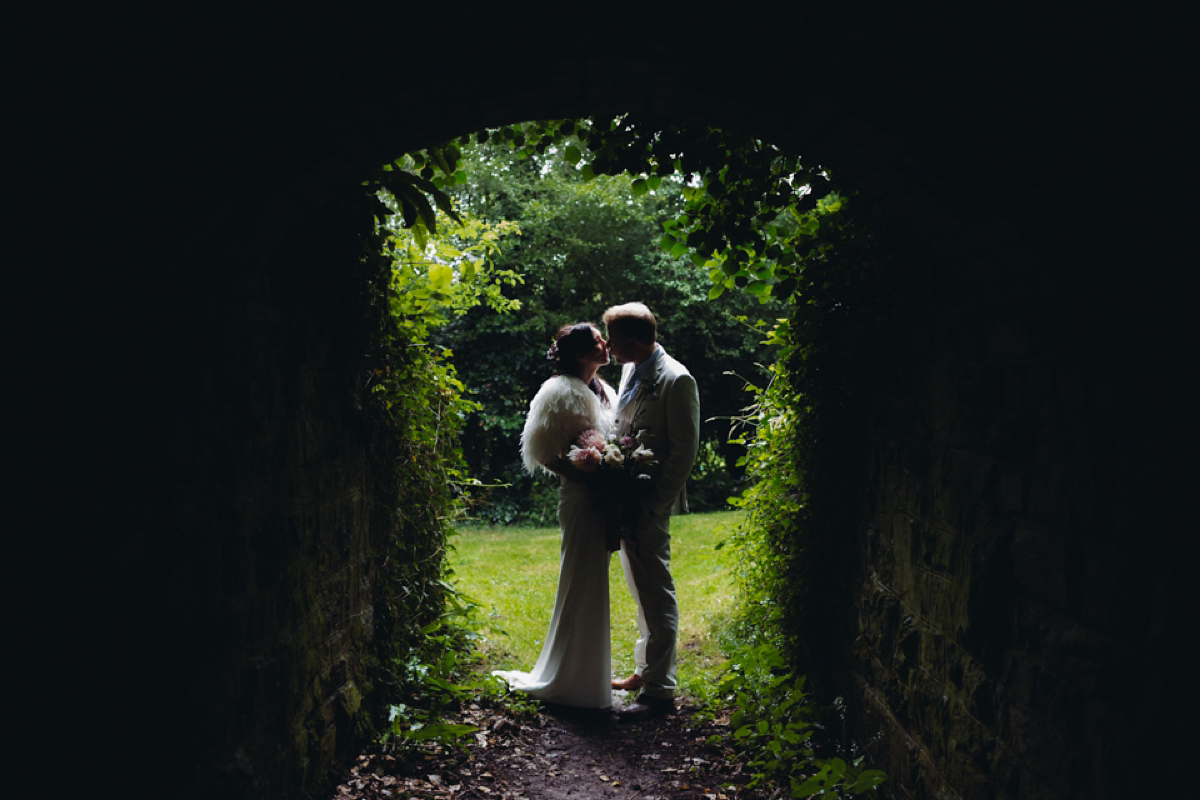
[{"xmin": 619, "ymin": 373, "xmax": 639, "ymax": 411}]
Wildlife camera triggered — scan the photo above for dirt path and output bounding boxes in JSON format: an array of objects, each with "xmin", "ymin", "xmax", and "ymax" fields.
[{"xmin": 332, "ymin": 693, "xmax": 768, "ymax": 800}]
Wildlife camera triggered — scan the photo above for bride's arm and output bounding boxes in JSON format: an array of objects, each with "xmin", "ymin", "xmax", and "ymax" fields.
[{"xmin": 520, "ymin": 377, "xmax": 597, "ymax": 478}]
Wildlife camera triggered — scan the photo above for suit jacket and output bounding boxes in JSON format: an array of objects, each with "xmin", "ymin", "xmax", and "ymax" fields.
[{"xmin": 614, "ymin": 346, "xmax": 700, "ymax": 517}]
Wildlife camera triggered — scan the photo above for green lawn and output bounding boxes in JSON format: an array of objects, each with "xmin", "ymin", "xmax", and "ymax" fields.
[{"xmin": 448, "ymin": 510, "xmax": 745, "ymax": 700}]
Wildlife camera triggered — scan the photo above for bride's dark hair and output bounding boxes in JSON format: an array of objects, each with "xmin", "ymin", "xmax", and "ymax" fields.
[{"xmin": 547, "ymin": 323, "xmax": 609, "ymax": 405}]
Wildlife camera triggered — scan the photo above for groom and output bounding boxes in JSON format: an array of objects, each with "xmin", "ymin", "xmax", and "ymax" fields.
[{"xmin": 603, "ymin": 302, "xmax": 700, "ymax": 720}]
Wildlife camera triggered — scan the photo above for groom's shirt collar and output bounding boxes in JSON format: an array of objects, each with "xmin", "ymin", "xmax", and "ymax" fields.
[{"xmin": 631, "ymin": 344, "xmax": 663, "ymax": 381}]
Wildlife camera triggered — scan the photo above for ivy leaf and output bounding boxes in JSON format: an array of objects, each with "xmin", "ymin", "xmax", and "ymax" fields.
[
  {"xmin": 847, "ymin": 770, "xmax": 887, "ymax": 794},
  {"xmin": 794, "ymin": 776, "xmax": 827, "ymax": 795}
]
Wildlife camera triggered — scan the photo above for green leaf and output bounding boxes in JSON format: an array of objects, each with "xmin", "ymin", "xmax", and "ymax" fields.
[
  {"xmin": 631, "ymin": 178, "xmax": 648, "ymax": 195},
  {"xmin": 848, "ymin": 770, "xmax": 888, "ymax": 793},
  {"xmin": 564, "ymin": 144, "xmax": 581, "ymax": 164},
  {"xmin": 430, "ymin": 264, "xmax": 453, "ymax": 293},
  {"xmin": 403, "ymin": 171, "xmax": 463, "ymax": 225},
  {"xmin": 404, "ymin": 722, "xmax": 478, "ymax": 741},
  {"xmin": 413, "ymin": 190, "xmax": 437, "ymax": 232},
  {"xmin": 794, "ymin": 776, "xmax": 826, "ymax": 795},
  {"xmin": 428, "ymin": 147, "xmax": 452, "ymax": 176},
  {"xmin": 398, "ymin": 197, "xmax": 418, "ymax": 229}
]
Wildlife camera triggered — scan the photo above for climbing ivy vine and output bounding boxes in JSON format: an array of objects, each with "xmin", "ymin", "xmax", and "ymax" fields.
[{"xmin": 360, "ymin": 150, "xmax": 523, "ymax": 745}]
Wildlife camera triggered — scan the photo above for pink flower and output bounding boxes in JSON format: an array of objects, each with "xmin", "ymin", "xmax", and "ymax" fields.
[
  {"xmin": 619, "ymin": 435, "xmax": 635, "ymax": 448},
  {"xmin": 568, "ymin": 446, "xmax": 602, "ymax": 471},
  {"xmin": 577, "ymin": 429, "xmax": 606, "ymax": 450}
]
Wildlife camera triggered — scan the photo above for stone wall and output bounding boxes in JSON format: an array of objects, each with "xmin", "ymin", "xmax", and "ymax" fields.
[
  {"xmin": 176, "ymin": 200, "xmax": 392, "ymax": 796},
  {"xmin": 813, "ymin": 234, "xmax": 1187, "ymax": 799},
  {"xmin": 43, "ymin": 194, "xmax": 400, "ymax": 798}
]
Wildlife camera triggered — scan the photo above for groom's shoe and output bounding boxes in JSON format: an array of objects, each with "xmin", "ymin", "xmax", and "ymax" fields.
[
  {"xmin": 617, "ymin": 694, "xmax": 673, "ymax": 722},
  {"xmin": 611, "ymin": 673, "xmax": 645, "ymax": 691}
]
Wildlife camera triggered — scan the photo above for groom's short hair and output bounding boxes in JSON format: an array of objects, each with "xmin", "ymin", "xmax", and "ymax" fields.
[{"xmin": 603, "ymin": 302, "xmax": 657, "ymax": 344}]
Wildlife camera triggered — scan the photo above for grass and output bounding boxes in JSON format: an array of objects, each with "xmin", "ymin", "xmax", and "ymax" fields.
[{"xmin": 448, "ymin": 510, "xmax": 745, "ymax": 701}]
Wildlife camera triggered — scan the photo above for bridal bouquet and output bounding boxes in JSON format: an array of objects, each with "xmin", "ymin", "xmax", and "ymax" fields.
[
  {"xmin": 567, "ymin": 429, "xmax": 656, "ymax": 551},
  {"xmin": 567, "ymin": 429, "xmax": 656, "ymax": 475}
]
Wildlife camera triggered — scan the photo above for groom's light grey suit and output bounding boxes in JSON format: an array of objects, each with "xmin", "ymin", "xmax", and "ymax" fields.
[{"xmin": 614, "ymin": 345, "xmax": 700, "ymax": 700}]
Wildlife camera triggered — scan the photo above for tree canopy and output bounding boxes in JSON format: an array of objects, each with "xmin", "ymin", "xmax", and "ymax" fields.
[{"xmin": 423, "ymin": 137, "xmax": 784, "ymax": 524}]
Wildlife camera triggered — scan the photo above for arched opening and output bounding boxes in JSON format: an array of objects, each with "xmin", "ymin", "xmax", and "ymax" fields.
[{"xmin": 15, "ymin": 8, "xmax": 1182, "ymax": 800}]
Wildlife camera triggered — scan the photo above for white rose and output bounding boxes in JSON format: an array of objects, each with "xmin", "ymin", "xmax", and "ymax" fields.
[{"xmin": 603, "ymin": 444, "xmax": 625, "ymax": 467}]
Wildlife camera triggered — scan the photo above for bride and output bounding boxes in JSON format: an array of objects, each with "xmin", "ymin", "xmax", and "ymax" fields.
[{"xmin": 492, "ymin": 322, "xmax": 616, "ymax": 708}]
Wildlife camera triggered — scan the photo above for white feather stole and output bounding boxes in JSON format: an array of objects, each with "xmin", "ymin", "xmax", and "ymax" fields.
[{"xmin": 520, "ymin": 375, "xmax": 616, "ymax": 475}]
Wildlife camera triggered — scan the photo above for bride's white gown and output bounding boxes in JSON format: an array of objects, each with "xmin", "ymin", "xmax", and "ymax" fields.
[{"xmin": 492, "ymin": 374, "xmax": 615, "ymax": 709}]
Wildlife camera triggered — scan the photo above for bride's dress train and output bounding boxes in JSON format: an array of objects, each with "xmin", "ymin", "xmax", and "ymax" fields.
[{"xmin": 492, "ymin": 481, "xmax": 612, "ymax": 708}]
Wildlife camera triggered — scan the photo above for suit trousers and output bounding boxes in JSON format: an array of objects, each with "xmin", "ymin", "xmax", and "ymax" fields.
[{"xmin": 618, "ymin": 510, "xmax": 678, "ymax": 699}]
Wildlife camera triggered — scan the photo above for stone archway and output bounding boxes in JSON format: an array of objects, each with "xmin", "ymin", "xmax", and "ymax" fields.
[{"xmin": 12, "ymin": 7, "xmax": 1183, "ymax": 800}]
